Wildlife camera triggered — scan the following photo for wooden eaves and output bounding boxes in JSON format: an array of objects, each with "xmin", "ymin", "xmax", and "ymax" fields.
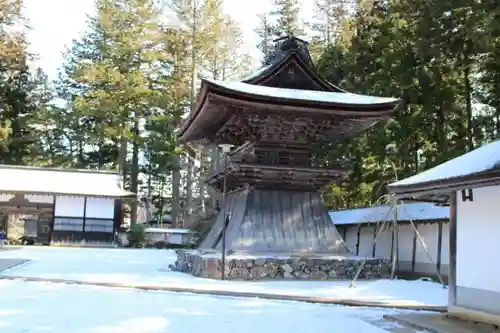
[{"xmin": 387, "ymin": 168, "xmax": 500, "ymax": 205}]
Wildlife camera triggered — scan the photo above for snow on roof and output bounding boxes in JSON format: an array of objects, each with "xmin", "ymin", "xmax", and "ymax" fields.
[
  {"xmin": 145, "ymin": 228, "xmax": 191, "ymax": 234},
  {"xmin": 240, "ymin": 65, "xmax": 272, "ymax": 82},
  {"xmin": 0, "ymin": 165, "xmax": 134, "ymax": 198},
  {"xmin": 329, "ymin": 202, "xmax": 449, "ymax": 225},
  {"xmin": 206, "ymin": 79, "xmax": 399, "ymax": 106},
  {"xmin": 389, "ymin": 140, "xmax": 500, "ymax": 188}
]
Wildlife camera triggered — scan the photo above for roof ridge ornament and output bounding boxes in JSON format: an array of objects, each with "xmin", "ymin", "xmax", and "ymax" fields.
[{"xmin": 264, "ymin": 35, "xmax": 313, "ymax": 67}]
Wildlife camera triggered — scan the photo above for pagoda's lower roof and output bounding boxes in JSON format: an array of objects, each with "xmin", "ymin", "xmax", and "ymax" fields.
[
  {"xmin": 179, "ymin": 79, "xmax": 400, "ymax": 143},
  {"xmin": 206, "ymin": 163, "xmax": 348, "ymax": 192}
]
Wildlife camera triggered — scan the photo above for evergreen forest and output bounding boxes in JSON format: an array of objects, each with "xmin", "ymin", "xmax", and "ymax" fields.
[{"xmin": 1, "ymin": 0, "xmax": 498, "ymax": 226}]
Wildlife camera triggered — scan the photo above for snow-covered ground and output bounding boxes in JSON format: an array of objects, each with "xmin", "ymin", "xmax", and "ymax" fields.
[
  {"xmin": 0, "ymin": 279, "xmax": 420, "ymax": 333},
  {"xmin": 0, "ymin": 246, "xmax": 444, "ymax": 332},
  {"xmin": 0, "ymin": 246, "xmax": 447, "ymax": 306}
]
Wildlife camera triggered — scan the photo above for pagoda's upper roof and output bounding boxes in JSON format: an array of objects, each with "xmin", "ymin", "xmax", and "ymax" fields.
[{"xmin": 178, "ymin": 36, "xmax": 401, "ymax": 144}]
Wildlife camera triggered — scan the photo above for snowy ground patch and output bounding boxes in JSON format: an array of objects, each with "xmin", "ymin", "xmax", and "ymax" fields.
[
  {"xmin": 0, "ymin": 247, "xmax": 447, "ymax": 306},
  {"xmin": 0, "ymin": 247, "xmax": 439, "ymax": 332},
  {"xmin": 0, "ymin": 279, "xmax": 421, "ymax": 333}
]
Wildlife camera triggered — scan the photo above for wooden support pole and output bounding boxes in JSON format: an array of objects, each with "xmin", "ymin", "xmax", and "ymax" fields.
[
  {"xmin": 411, "ymin": 222, "xmax": 418, "ymax": 272},
  {"xmin": 449, "ymin": 191, "xmax": 457, "ymax": 305}
]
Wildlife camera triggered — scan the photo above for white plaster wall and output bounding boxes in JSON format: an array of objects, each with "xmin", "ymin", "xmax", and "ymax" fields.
[
  {"xmin": 55, "ymin": 196, "xmax": 85, "ymax": 217},
  {"xmin": 397, "ymin": 224, "xmax": 414, "ymax": 262},
  {"xmin": 344, "ymin": 227, "xmax": 358, "ymax": 253},
  {"xmin": 358, "ymin": 225, "xmax": 375, "ymax": 257},
  {"xmin": 440, "ymin": 223, "xmax": 450, "ymax": 266},
  {"xmin": 145, "ymin": 232, "xmax": 184, "ymax": 245},
  {"xmin": 415, "ymin": 223, "xmax": 439, "ymax": 264},
  {"xmin": 375, "ymin": 227, "xmax": 392, "ymax": 258},
  {"xmin": 85, "ymin": 198, "xmax": 115, "ymax": 219},
  {"xmin": 167, "ymin": 233, "xmax": 183, "ymax": 244},
  {"xmin": 146, "ymin": 232, "xmax": 166, "ymax": 244},
  {"xmin": 456, "ymin": 186, "xmax": 500, "ymax": 292},
  {"xmin": 337, "ymin": 222, "xmax": 447, "ymax": 268}
]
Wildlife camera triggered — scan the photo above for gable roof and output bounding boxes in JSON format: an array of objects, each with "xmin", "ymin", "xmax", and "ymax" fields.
[
  {"xmin": 387, "ymin": 140, "xmax": 500, "ymax": 200},
  {"xmin": 0, "ymin": 165, "xmax": 135, "ymax": 198},
  {"xmin": 329, "ymin": 202, "xmax": 449, "ymax": 226},
  {"xmin": 242, "ymin": 51, "xmax": 345, "ymax": 93}
]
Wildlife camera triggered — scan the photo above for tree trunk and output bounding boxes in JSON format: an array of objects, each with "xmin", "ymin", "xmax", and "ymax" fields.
[
  {"xmin": 147, "ymin": 158, "xmax": 152, "ymax": 198},
  {"xmin": 209, "ymin": 146, "xmax": 220, "ymax": 208},
  {"xmin": 185, "ymin": 152, "xmax": 194, "ymax": 227},
  {"xmin": 171, "ymin": 154, "xmax": 181, "ymax": 227},
  {"xmin": 98, "ymin": 127, "xmax": 104, "ymax": 169},
  {"xmin": 496, "ymin": 106, "xmax": 500, "ymax": 136},
  {"xmin": 436, "ymin": 102, "xmax": 446, "ymax": 163},
  {"xmin": 129, "ymin": 119, "xmax": 140, "ymax": 227},
  {"xmin": 118, "ymin": 133, "xmax": 128, "ymax": 185},
  {"xmin": 464, "ymin": 66, "xmax": 474, "ymax": 151},
  {"xmin": 198, "ymin": 148, "xmax": 206, "ymax": 214}
]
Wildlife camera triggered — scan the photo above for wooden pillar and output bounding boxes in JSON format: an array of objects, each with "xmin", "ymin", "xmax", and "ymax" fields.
[
  {"xmin": 82, "ymin": 197, "xmax": 87, "ymax": 241},
  {"xmin": 49, "ymin": 196, "xmax": 56, "ymax": 243},
  {"xmin": 411, "ymin": 222, "xmax": 418, "ymax": 272},
  {"xmin": 390, "ymin": 223, "xmax": 395, "ymax": 265},
  {"xmin": 391, "ymin": 202, "xmax": 399, "ymax": 278},
  {"xmin": 449, "ymin": 191, "xmax": 457, "ymax": 305},
  {"xmin": 356, "ymin": 225, "xmax": 361, "ymax": 256},
  {"xmin": 114, "ymin": 199, "xmax": 123, "ymax": 232},
  {"xmin": 436, "ymin": 218, "xmax": 444, "ymax": 276},
  {"xmin": 372, "ymin": 223, "xmax": 377, "ymax": 257}
]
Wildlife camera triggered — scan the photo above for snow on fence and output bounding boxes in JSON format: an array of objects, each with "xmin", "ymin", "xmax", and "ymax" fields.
[{"xmin": 330, "ymin": 202, "xmax": 450, "ymax": 279}]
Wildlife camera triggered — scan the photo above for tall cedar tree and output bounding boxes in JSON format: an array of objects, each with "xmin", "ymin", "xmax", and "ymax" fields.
[
  {"xmin": 57, "ymin": 0, "xmax": 185, "ymax": 225},
  {"xmin": 0, "ymin": 0, "xmax": 51, "ymax": 164}
]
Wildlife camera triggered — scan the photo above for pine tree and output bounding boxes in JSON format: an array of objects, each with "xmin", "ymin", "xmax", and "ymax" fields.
[
  {"xmin": 310, "ymin": 0, "xmax": 351, "ymax": 46},
  {"xmin": 255, "ymin": 12, "xmax": 278, "ymax": 64},
  {"xmin": 270, "ymin": 0, "xmax": 304, "ymax": 37}
]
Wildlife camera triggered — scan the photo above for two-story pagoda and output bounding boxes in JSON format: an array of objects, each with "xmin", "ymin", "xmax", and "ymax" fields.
[{"xmin": 174, "ymin": 37, "xmax": 400, "ymax": 280}]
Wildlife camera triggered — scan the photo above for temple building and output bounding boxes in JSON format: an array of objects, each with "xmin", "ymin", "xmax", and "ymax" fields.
[
  {"xmin": 173, "ymin": 36, "xmax": 400, "ymax": 280},
  {"xmin": 0, "ymin": 165, "xmax": 134, "ymax": 244},
  {"xmin": 387, "ymin": 139, "xmax": 500, "ymax": 326}
]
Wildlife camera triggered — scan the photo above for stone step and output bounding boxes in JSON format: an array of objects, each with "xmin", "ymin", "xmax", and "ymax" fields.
[
  {"xmin": 363, "ymin": 316, "xmax": 431, "ymax": 333},
  {"xmin": 384, "ymin": 313, "xmax": 500, "ymax": 333}
]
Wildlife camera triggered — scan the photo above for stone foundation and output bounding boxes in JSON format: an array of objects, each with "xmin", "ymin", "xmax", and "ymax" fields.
[{"xmin": 169, "ymin": 250, "xmax": 391, "ymax": 280}]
